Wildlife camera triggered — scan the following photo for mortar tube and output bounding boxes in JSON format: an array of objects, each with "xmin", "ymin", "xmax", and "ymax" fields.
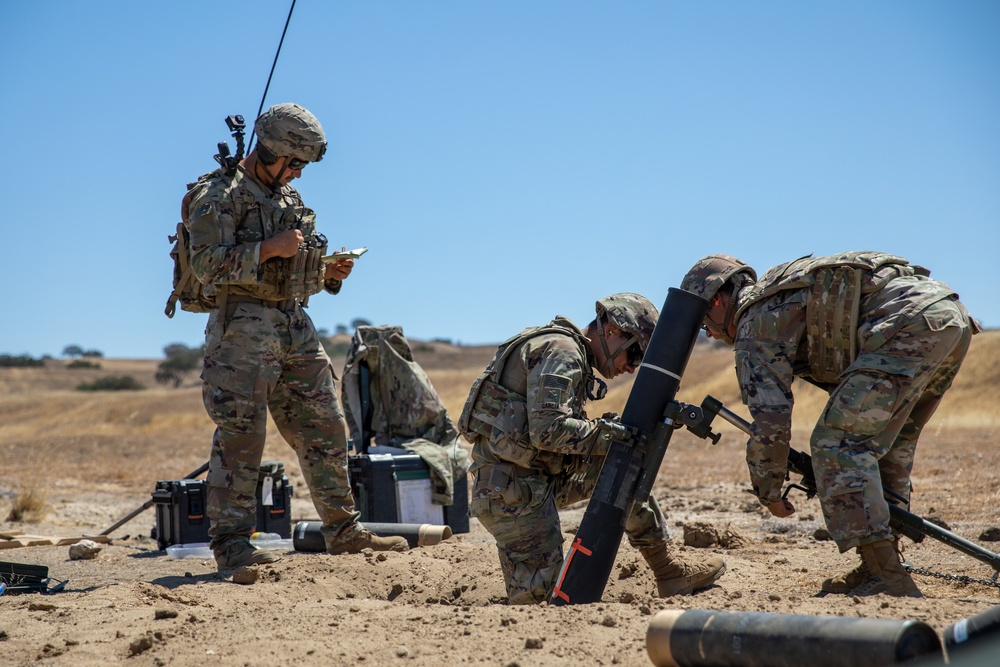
[
  {"xmin": 944, "ymin": 604, "xmax": 1000, "ymax": 662},
  {"xmin": 293, "ymin": 520, "xmax": 452, "ymax": 551},
  {"xmin": 550, "ymin": 287, "xmax": 709, "ymax": 606},
  {"xmin": 646, "ymin": 609, "xmax": 942, "ymax": 667}
]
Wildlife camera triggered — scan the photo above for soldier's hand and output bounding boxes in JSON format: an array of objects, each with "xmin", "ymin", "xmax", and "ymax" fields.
[
  {"xmin": 260, "ymin": 229, "xmax": 305, "ymax": 261},
  {"xmin": 326, "ymin": 257, "xmax": 354, "ymax": 281},
  {"xmin": 766, "ymin": 498, "xmax": 795, "ymax": 518}
]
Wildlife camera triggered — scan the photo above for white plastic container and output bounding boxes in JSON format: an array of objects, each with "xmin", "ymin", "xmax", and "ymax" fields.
[{"xmin": 165, "ymin": 536, "xmax": 293, "ymax": 559}]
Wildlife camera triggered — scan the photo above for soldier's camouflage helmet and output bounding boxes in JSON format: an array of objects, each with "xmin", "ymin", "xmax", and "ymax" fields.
[
  {"xmin": 596, "ymin": 293, "xmax": 659, "ymax": 353},
  {"xmin": 679, "ymin": 255, "xmax": 757, "ymax": 303},
  {"xmin": 254, "ymin": 103, "xmax": 328, "ymax": 163}
]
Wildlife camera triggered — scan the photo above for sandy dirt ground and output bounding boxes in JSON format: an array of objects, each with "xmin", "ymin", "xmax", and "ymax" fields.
[
  {"xmin": 1, "ymin": 340, "xmax": 999, "ymax": 666},
  {"xmin": 3, "ymin": 436, "xmax": 999, "ymax": 666}
]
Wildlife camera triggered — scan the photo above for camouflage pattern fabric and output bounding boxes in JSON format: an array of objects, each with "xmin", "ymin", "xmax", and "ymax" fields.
[
  {"xmin": 341, "ymin": 325, "xmax": 469, "ymax": 504},
  {"xmin": 188, "ymin": 166, "xmax": 337, "ymax": 303},
  {"xmin": 679, "ymin": 254, "xmax": 756, "ymax": 302},
  {"xmin": 254, "ymin": 102, "xmax": 327, "ymax": 163},
  {"xmin": 596, "ymin": 293, "xmax": 659, "ymax": 350},
  {"xmin": 733, "ymin": 264, "xmax": 977, "ymax": 553},
  {"xmin": 473, "ymin": 458, "xmax": 668, "ymax": 604},
  {"xmin": 189, "ymin": 163, "xmax": 362, "ymax": 553},
  {"xmin": 466, "ymin": 319, "xmax": 668, "ymax": 604}
]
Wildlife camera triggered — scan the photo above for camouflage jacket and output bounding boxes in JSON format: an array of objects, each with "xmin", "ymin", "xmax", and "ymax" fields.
[
  {"xmin": 187, "ymin": 165, "xmax": 340, "ymax": 301},
  {"xmin": 733, "ymin": 252, "xmax": 960, "ymax": 504},
  {"xmin": 461, "ymin": 317, "xmax": 609, "ymax": 476}
]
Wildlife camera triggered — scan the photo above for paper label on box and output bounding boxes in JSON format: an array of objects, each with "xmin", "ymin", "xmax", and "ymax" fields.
[
  {"xmin": 262, "ymin": 476, "xmax": 274, "ymax": 506},
  {"xmin": 395, "ymin": 478, "xmax": 444, "ymax": 524}
]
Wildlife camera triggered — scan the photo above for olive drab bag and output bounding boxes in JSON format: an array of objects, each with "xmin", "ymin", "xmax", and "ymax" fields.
[{"xmin": 164, "ymin": 173, "xmax": 218, "ymax": 317}]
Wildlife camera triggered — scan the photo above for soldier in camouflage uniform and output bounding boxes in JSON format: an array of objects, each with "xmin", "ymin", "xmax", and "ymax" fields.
[
  {"xmin": 680, "ymin": 251, "xmax": 980, "ymax": 597},
  {"xmin": 188, "ymin": 103, "xmax": 407, "ymax": 570},
  {"xmin": 459, "ymin": 294, "xmax": 726, "ymax": 604}
]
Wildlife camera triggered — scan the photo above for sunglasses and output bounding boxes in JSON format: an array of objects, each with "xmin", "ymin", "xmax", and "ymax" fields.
[
  {"xmin": 287, "ymin": 157, "xmax": 310, "ymax": 171},
  {"xmin": 626, "ymin": 342, "xmax": 644, "ymax": 367}
]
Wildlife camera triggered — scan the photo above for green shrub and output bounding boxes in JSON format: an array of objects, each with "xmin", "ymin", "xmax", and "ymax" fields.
[
  {"xmin": 76, "ymin": 375, "xmax": 145, "ymax": 392},
  {"xmin": 0, "ymin": 354, "xmax": 44, "ymax": 368},
  {"xmin": 68, "ymin": 359, "xmax": 101, "ymax": 369},
  {"xmin": 323, "ymin": 340, "xmax": 352, "ymax": 357}
]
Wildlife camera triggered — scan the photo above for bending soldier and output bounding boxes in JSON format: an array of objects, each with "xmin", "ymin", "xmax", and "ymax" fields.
[
  {"xmin": 680, "ymin": 251, "xmax": 980, "ymax": 597},
  {"xmin": 187, "ymin": 103, "xmax": 407, "ymax": 570},
  {"xmin": 459, "ymin": 293, "xmax": 726, "ymax": 604}
]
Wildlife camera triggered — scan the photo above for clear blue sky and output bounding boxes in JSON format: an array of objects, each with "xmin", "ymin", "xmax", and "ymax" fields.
[{"xmin": 2, "ymin": 1, "xmax": 997, "ymax": 359}]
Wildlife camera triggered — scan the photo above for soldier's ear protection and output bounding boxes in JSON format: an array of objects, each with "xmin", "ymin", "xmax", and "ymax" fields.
[{"xmin": 257, "ymin": 143, "xmax": 280, "ymax": 165}]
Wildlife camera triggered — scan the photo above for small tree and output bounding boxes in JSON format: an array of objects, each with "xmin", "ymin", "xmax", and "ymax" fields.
[
  {"xmin": 350, "ymin": 317, "xmax": 373, "ymax": 331},
  {"xmin": 62, "ymin": 344, "xmax": 84, "ymax": 358},
  {"xmin": 335, "ymin": 324, "xmax": 348, "ymax": 335},
  {"xmin": 156, "ymin": 343, "xmax": 203, "ymax": 388}
]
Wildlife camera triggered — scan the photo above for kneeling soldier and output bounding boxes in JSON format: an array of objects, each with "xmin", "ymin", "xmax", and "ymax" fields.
[{"xmin": 459, "ymin": 293, "xmax": 726, "ymax": 604}]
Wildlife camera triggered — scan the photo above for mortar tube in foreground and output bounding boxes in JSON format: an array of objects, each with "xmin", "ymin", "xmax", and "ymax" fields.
[
  {"xmin": 944, "ymin": 604, "xmax": 1000, "ymax": 663},
  {"xmin": 646, "ymin": 608, "xmax": 942, "ymax": 667}
]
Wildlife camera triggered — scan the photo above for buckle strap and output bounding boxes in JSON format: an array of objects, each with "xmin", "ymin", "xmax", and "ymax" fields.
[{"xmin": 223, "ymin": 295, "xmax": 299, "ymax": 311}]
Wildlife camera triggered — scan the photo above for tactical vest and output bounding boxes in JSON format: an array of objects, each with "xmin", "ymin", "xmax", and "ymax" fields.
[
  {"xmin": 165, "ymin": 168, "xmax": 328, "ymax": 318},
  {"xmin": 245, "ymin": 176, "xmax": 327, "ymax": 302},
  {"xmin": 735, "ymin": 251, "xmax": 916, "ymax": 384},
  {"xmin": 458, "ymin": 319, "xmax": 591, "ymax": 471}
]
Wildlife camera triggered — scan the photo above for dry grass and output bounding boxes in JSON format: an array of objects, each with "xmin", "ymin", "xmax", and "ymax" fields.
[
  {"xmin": 0, "ymin": 332, "xmax": 995, "ymax": 503},
  {"xmin": 5, "ymin": 485, "xmax": 48, "ymax": 522}
]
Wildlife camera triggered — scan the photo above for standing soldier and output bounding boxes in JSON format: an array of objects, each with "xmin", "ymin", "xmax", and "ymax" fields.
[
  {"xmin": 459, "ymin": 294, "xmax": 726, "ymax": 604},
  {"xmin": 187, "ymin": 103, "xmax": 407, "ymax": 570},
  {"xmin": 679, "ymin": 251, "xmax": 980, "ymax": 597}
]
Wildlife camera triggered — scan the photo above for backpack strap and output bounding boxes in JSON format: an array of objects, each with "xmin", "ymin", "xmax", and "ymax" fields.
[{"xmin": 165, "ymin": 222, "xmax": 195, "ymax": 318}]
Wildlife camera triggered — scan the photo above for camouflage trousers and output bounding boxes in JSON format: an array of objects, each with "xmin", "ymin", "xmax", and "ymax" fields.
[
  {"xmin": 201, "ymin": 302, "xmax": 361, "ymax": 551},
  {"xmin": 811, "ymin": 297, "xmax": 974, "ymax": 552},
  {"xmin": 470, "ymin": 457, "xmax": 668, "ymax": 605}
]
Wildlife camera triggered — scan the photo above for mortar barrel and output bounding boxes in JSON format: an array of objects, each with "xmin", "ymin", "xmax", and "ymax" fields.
[
  {"xmin": 647, "ymin": 609, "xmax": 942, "ymax": 667},
  {"xmin": 944, "ymin": 604, "xmax": 1000, "ymax": 662},
  {"xmin": 293, "ymin": 520, "xmax": 452, "ymax": 551}
]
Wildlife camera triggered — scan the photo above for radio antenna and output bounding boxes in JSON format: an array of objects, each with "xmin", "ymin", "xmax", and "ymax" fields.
[{"xmin": 247, "ymin": 0, "xmax": 298, "ymax": 153}]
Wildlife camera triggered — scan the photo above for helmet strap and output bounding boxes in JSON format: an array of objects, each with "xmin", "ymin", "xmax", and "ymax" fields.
[
  {"xmin": 710, "ymin": 280, "xmax": 746, "ymax": 345},
  {"xmin": 252, "ymin": 151, "xmax": 287, "ymax": 190},
  {"xmin": 595, "ymin": 315, "xmax": 636, "ymax": 377}
]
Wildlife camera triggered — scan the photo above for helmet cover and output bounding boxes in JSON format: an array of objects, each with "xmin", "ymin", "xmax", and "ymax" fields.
[{"xmin": 254, "ymin": 103, "xmax": 327, "ymax": 163}]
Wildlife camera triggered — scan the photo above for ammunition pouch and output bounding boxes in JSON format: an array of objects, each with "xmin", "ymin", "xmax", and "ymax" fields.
[
  {"xmin": 477, "ymin": 463, "xmax": 525, "ymax": 506},
  {"xmin": 462, "ymin": 379, "xmax": 537, "ymax": 469},
  {"xmin": 258, "ymin": 244, "xmax": 327, "ymax": 300}
]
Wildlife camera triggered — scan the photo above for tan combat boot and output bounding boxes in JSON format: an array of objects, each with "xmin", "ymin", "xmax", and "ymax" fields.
[
  {"xmin": 214, "ymin": 537, "xmax": 279, "ymax": 571},
  {"xmin": 327, "ymin": 529, "xmax": 409, "ymax": 555},
  {"xmin": 821, "ymin": 547, "xmax": 868, "ymax": 594},
  {"xmin": 850, "ymin": 539, "xmax": 922, "ymax": 597},
  {"xmin": 640, "ymin": 542, "xmax": 726, "ymax": 597}
]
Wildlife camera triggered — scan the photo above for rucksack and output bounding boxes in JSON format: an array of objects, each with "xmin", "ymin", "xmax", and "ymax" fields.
[{"xmin": 164, "ymin": 173, "xmax": 218, "ymax": 317}]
